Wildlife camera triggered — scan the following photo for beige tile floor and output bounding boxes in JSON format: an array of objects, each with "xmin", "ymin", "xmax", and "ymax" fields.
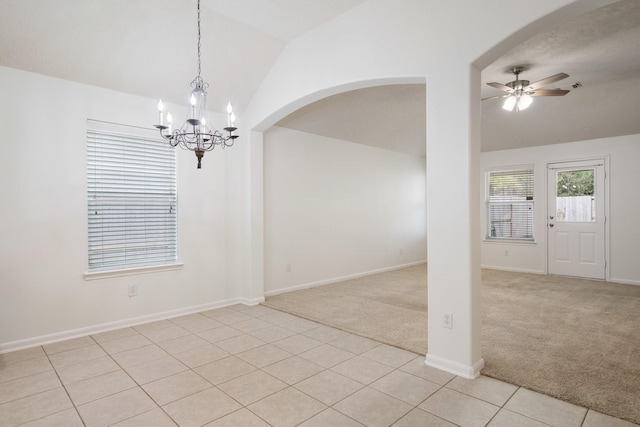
[{"xmin": 0, "ymin": 304, "xmax": 637, "ymax": 427}]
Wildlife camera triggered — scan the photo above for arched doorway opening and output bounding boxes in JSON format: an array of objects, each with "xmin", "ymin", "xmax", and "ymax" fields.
[{"xmin": 240, "ymin": 0, "xmax": 613, "ymax": 382}]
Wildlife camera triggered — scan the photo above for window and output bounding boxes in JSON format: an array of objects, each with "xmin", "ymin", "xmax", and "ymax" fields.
[
  {"xmin": 486, "ymin": 168, "xmax": 534, "ymax": 241},
  {"xmin": 87, "ymin": 120, "xmax": 177, "ymax": 272},
  {"xmin": 555, "ymin": 169, "xmax": 596, "ymax": 222}
]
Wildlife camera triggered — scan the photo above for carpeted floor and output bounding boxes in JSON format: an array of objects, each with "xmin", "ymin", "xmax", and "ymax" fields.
[{"xmin": 264, "ymin": 264, "xmax": 640, "ymax": 425}]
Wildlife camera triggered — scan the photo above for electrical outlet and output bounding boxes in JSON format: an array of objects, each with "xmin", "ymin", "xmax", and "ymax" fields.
[
  {"xmin": 286, "ymin": 264, "xmax": 291, "ymax": 272},
  {"xmin": 442, "ymin": 312, "xmax": 453, "ymax": 329},
  {"xmin": 399, "ymin": 247, "xmax": 404, "ymax": 255},
  {"xmin": 504, "ymin": 249, "xmax": 510, "ymax": 256},
  {"xmin": 128, "ymin": 284, "xmax": 138, "ymax": 297}
]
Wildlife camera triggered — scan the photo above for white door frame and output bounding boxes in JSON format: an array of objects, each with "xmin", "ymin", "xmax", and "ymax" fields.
[{"xmin": 546, "ymin": 157, "xmax": 610, "ymax": 280}]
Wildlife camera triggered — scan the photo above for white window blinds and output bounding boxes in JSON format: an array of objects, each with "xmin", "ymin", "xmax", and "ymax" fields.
[
  {"xmin": 87, "ymin": 121, "xmax": 177, "ymax": 272},
  {"xmin": 487, "ymin": 168, "xmax": 534, "ymax": 241}
]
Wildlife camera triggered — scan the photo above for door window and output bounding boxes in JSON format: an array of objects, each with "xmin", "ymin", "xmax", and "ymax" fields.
[{"xmin": 555, "ymin": 169, "xmax": 595, "ymax": 222}]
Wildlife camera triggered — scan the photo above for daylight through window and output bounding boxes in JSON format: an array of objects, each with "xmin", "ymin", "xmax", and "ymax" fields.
[
  {"xmin": 87, "ymin": 121, "xmax": 177, "ymax": 272},
  {"xmin": 486, "ymin": 168, "xmax": 534, "ymax": 241}
]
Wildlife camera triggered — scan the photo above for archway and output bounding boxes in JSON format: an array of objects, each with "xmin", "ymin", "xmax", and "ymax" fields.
[
  {"xmin": 262, "ymin": 81, "xmax": 427, "ymax": 296},
  {"xmin": 238, "ymin": 0, "xmax": 613, "ymax": 379}
]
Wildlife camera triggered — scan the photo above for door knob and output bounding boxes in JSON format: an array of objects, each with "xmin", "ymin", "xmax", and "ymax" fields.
[
  {"xmin": 549, "ymin": 223, "xmax": 554, "ymax": 228},
  {"xmin": 549, "ymin": 216, "xmax": 554, "ymax": 220}
]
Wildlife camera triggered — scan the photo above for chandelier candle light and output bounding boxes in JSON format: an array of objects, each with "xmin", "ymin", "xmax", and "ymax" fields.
[{"xmin": 154, "ymin": 0, "xmax": 238, "ymax": 169}]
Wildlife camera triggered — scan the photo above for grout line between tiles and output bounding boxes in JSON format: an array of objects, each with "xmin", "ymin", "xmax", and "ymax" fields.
[
  {"xmin": 579, "ymin": 408, "xmax": 589, "ymax": 427},
  {"xmin": 486, "ymin": 386, "xmax": 557, "ymax": 427},
  {"xmin": 44, "ymin": 344, "xmax": 87, "ymax": 426},
  {"xmin": 90, "ymin": 334, "xmax": 183, "ymax": 427}
]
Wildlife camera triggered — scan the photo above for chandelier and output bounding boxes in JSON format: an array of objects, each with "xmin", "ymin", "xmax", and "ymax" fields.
[{"xmin": 154, "ymin": 0, "xmax": 238, "ymax": 169}]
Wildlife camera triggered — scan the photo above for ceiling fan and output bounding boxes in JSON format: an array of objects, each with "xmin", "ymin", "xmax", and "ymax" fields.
[{"xmin": 483, "ymin": 66, "xmax": 570, "ymax": 111}]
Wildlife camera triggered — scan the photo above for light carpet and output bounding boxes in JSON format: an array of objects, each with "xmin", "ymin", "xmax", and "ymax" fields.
[{"xmin": 264, "ymin": 264, "xmax": 640, "ymax": 425}]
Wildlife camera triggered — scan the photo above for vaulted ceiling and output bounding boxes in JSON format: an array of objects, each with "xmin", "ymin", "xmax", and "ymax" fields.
[{"xmin": 1, "ymin": 0, "xmax": 638, "ymax": 156}]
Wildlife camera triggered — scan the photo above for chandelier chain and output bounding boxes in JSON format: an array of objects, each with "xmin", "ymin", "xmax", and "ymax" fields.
[{"xmin": 197, "ymin": 0, "xmax": 201, "ymax": 77}]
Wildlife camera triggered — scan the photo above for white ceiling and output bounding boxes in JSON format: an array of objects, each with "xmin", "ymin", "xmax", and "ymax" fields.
[
  {"xmin": 278, "ymin": 0, "xmax": 640, "ymax": 155},
  {"xmin": 276, "ymin": 85, "xmax": 427, "ymax": 157},
  {"xmin": 202, "ymin": 0, "xmax": 366, "ymax": 42},
  {"xmin": 1, "ymin": 0, "xmax": 639, "ymax": 155},
  {"xmin": 480, "ymin": 0, "xmax": 640, "ymax": 151},
  {"xmin": 0, "ymin": 0, "xmax": 366, "ymax": 115}
]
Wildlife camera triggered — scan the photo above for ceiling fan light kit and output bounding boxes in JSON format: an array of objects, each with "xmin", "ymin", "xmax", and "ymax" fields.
[
  {"xmin": 502, "ymin": 93, "xmax": 533, "ymax": 111},
  {"xmin": 485, "ymin": 66, "xmax": 570, "ymax": 112}
]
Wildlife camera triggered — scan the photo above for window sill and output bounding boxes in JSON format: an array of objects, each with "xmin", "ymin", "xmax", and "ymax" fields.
[
  {"xmin": 84, "ymin": 262, "xmax": 184, "ymax": 281},
  {"xmin": 483, "ymin": 239, "xmax": 537, "ymax": 245}
]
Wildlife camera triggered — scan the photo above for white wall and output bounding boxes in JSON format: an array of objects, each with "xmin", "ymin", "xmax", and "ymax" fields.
[
  {"xmin": 241, "ymin": 0, "xmax": 602, "ymax": 376},
  {"xmin": 263, "ymin": 126, "xmax": 426, "ymax": 294},
  {"xmin": 481, "ymin": 134, "xmax": 640, "ymax": 285},
  {"xmin": 0, "ymin": 0, "xmax": 610, "ymax": 376},
  {"xmin": 0, "ymin": 66, "xmax": 247, "ymax": 350}
]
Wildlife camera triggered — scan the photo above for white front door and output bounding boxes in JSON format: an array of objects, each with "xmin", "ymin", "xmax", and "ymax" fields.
[{"xmin": 547, "ymin": 160, "xmax": 605, "ymax": 279}]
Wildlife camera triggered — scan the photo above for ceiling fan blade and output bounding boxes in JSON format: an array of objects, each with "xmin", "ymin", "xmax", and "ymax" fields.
[
  {"xmin": 529, "ymin": 89, "xmax": 570, "ymax": 96},
  {"xmin": 486, "ymin": 82, "xmax": 514, "ymax": 93},
  {"xmin": 482, "ymin": 94, "xmax": 510, "ymax": 101},
  {"xmin": 525, "ymin": 73, "xmax": 569, "ymax": 90}
]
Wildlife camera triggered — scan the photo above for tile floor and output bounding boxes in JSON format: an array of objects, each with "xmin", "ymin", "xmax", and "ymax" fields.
[{"xmin": 0, "ymin": 304, "xmax": 637, "ymax": 427}]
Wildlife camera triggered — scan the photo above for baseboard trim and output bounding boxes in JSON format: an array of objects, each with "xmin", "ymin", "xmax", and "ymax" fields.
[
  {"xmin": 0, "ymin": 296, "xmax": 263, "ymax": 354},
  {"xmin": 265, "ymin": 260, "xmax": 427, "ymax": 297},
  {"xmin": 481, "ymin": 265, "xmax": 546, "ymax": 275},
  {"xmin": 481, "ymin": 268, "xmax": 639, "ymax": 286},
  {"xmin": 608, "ymin": 277, "xmax": 640, "ymax": 286},
  {"xmin": 425, "ymin": 354, "xmax": 484, "ymax": 379}
]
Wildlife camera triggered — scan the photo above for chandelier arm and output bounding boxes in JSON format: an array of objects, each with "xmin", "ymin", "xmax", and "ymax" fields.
[
  {"xmin": 201, "ymin": 139, "xmax": 215, "ymax": 151},
  {"xmin": 223, "ymin": 135, "xmax": 235, "ymax": 147}
]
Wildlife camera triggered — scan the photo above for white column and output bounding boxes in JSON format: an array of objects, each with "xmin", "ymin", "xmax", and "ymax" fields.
[
  {"xmin": 425, "ymin": 64, "xmax": 483, "ymax": 378},
  {"xmin": 239, "ymin": 130, "xmax": 265, "ymax": 304}
]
